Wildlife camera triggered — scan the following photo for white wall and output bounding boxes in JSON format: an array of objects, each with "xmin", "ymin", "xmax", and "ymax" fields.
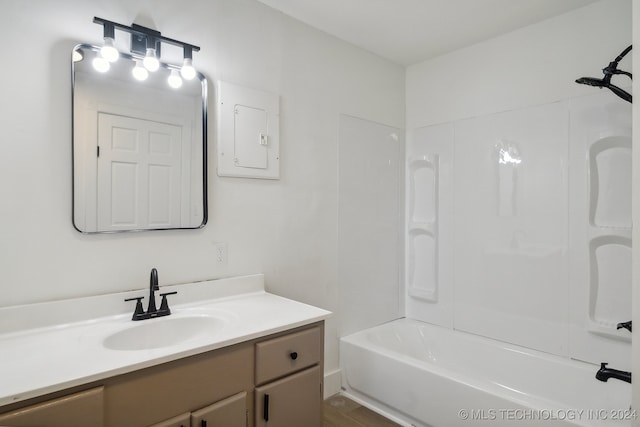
[
  {"xmin": 0, "ymin": 0, "xmax": 405, "ymax": 393},
  {"xmin": 407, "ymin": 0, "xmax": 631, "ymax": 129},
  {"xmin": 406, "ymin": 0, "xmax": 632, "ymax": 361},
  {"xmin": 632, "ymin": 0, "xmax": 640, "ymax": 421}
]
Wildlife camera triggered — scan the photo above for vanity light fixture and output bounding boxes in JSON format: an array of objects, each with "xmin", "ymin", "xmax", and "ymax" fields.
[
  {"xmin": 99, "ymin": 23, "xmax": 119, "ymax": 63},
  {"xmin": 143, "ymin": 47, "xmax": 160, "ymax": 72},
  {"xmin": 168, "ymin": 69, "xmax": 183, "ymax": 89},
  {"xmin": 132, "ymin": 60, "xmax": 149, "ymax": 81},
  {"xmin": 180, "ymin": 46, "xmax": 197, "ymax": 80},
  {"xmin": 93, "ymin": 17, "xmax": 200, "ymax": 87},
  {"xmin": 92, "ymin": 56, "xmax": 110, "ymax": 72}
]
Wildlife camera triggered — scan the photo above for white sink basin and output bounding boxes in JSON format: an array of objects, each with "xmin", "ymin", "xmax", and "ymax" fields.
[{"xmin": 103, "ymin": 315, "xmax": 224, "ymax": 351}]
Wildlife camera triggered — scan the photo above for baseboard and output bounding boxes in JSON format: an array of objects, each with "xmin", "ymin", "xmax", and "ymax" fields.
[
  {"xmin": 340, "ymin": 390, "xmax": 413, "ymax": 427},
  {"xmin": 323, "ymin": 368, "xmax": 342, "ymax": 399}
]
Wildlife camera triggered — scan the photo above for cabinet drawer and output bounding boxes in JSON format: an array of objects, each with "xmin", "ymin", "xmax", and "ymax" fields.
[{"xmin": 255, "ymin": 326, "xmax": 321, "ymax": 385}]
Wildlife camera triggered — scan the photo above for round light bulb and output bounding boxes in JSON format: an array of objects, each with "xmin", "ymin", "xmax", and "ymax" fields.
[
  {"xmin": 143, "ymin": 48, "xmax": 160, "ymax": 72},
  {"xmin": 92, "ymin": 57, "xmax": 110, "ymax": 73},
  {"xmin": 180, "ymin": 58, "xmax": 196, "ymax": 80},
  {"xmin": 132, "ymin": 61, "xmax": 149, "ymax": 81},
  {"xmin": 168, "ymin": 69, "xmax": 183, "ymax": 89},
  {"xmin": 100, "ymin": 37, "xmax": 119, "ymax": 63}
]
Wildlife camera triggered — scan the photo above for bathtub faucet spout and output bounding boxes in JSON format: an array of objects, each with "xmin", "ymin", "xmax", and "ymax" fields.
[{"xmin": 596, "ymin": 363, "xmax": 631, "ymax": 384}]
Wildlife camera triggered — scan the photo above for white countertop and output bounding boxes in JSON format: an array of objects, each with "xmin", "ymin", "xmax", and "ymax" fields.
[{"xmin": 0, "ymin": 274, "xmax": 331, "ymax": 407}]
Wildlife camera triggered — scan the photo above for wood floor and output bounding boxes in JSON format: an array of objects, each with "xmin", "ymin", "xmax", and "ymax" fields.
[{"xmin": 324, "ymin": 394, "xmax": 402, "ymax": 427}]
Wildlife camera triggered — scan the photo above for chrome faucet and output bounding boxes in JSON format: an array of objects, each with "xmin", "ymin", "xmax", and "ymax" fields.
[
  {"xmin": 124, "ymin": 268, "xmax": 177, "ymax": 321},
  {"xmin": 596, "ymin": 363, "xmax": 631, "ymax": 384}
]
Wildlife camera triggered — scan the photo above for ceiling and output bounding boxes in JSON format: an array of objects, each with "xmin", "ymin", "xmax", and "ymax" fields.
[{"xmin": 255, "ymin": 0, "xmax": 600, "ymax": 66}]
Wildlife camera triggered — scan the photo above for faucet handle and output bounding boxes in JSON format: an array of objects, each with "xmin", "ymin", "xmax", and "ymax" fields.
[
  {"xmin": 617, "ymin": 321, "xmax": 632, "ymax": 333},
  {"xmin": 124, "ymin": 297, "xmax": 145, "ymax": 319},
  {"xmin": 159, "ymin": 291, "xmax": 177, "ymax": 314}
]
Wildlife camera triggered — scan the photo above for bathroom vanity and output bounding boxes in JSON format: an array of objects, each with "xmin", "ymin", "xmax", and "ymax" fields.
[{"xmin": 0, "ymin": 274, "xmax": 329, "ymax": 427}]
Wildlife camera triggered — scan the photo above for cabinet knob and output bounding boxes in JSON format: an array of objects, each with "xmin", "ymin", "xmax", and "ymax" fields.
[{"xmin": 290, "ymin": 351, "xmax": 298, "ymax": 360}]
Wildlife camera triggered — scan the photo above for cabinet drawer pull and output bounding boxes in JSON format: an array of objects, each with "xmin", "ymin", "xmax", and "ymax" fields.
[
  {"xmin": 263, "ymin": 393, "xmax": 270, "ymax": 421},
  {"xmin": 290, "ymin": 351, "xmax": 298, "ymax": 360}
]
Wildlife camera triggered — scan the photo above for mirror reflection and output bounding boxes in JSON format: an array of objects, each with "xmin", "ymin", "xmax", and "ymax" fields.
[{"xmin": 72, "ymin": 44, "xmax": 207, "ymax": 233}]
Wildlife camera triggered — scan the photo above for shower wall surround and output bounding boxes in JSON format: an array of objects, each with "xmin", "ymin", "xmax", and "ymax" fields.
[
  {"xmin": 406, "ymin": 0, "xmax": 632, "ymax": 369},
  {"xmin": 452, "ymin": 102, "xmax": 569, "ymax": 356},
  {"xmin": 407, "ymin": 93, "xmax": 631, "ymax": 366},
  {"xmin": 568, "ymin": 94, "xmax": 632, "ymax": 367},
  {"xmin": 338, "ymin": 115, "xmax": 403, "ymax": 337}
]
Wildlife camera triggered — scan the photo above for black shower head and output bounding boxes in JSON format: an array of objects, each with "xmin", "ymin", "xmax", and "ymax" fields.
[
  {"xmin": 575, "ymin": 77, "xmax": 632, "ymax": 103},
  {"xmin": 575, "ymin": 77, "xmax": 607, "ymax": 87},
  {"xmin": 575, "ymin": 45, "xmax": 632, "ymax": 103}
]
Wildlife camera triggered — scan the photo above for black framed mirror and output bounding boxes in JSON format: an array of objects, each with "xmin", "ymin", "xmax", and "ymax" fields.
[{"xmin": 72, "ymin": 44, "xmax": 207, "ymax": 233}]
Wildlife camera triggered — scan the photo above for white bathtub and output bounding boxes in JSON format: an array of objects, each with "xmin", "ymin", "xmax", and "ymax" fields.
[{"xmin": 340, "ymin": 319, "xmax": 633, "ymax": 427}]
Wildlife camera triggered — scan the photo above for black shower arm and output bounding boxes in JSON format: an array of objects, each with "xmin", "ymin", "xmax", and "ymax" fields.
[
  {"xmin": 603, "ymin": 45, "xmax": 633, "ymax": 82},
  {"xmin": 614, "ymin": 45, "xmax": 632, "ymax": 63}
]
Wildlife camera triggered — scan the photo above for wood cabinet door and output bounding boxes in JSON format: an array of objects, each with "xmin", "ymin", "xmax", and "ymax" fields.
[
  {"xmin": 0, "ymin": 387, "xmax": 104, "ymax": 427},
  {"xmin": 191, "ymin": 391, "xmax": 247, "ymax": 427},
  {"xmin": 148, "ymin": 412, "xmax": 191, "ymax": 427},
  {"xmin": 105, "ymin": 344, "xmax": 252, "ymax": 426},
  {"xmin": 255, "ymin": 366, "xmax": 321, "ymax": 427}
]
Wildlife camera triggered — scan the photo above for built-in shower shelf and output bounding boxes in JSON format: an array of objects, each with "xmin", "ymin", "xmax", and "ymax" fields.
[
  {"xmin": 588, "ymin": 322, "xmax": 632, "ymax": 342},
  {"xmin": 587, "ymin": 227, "xmax": 630, "ymax": 239},
  {"xmin": 408, "ymin": 287, "xmax": 438, "ymax": 302},
  {"xmin": 407, "ymin": 154, "xmax": 439, "ymax": 303},
  {"xmin": 408, "ymin": 155, "xmax": 438, "ymax": 224},
  {"xmin": 587, "ymin": 235, "xmax": 631, "ymax": 335},
  {"xmin": 586, "ymin": 130, "xmax": 632, "ymax": 338},
  {"xmin": 407, "ymin": 221, "xmax": 436, "ymax": 236},
  {"xmin": 588, "ymin": 133, "xmax": 631, "ymax": 229}
]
